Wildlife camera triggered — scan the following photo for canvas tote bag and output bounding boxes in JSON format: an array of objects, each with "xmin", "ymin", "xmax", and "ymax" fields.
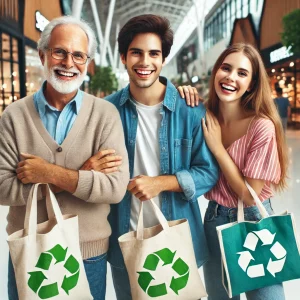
[
  {"xmin": 7, "ymin": 184, "xmax": 93, "ymax": 300},
  {"xmin": 118, "ymin": 200, "xmax": 207, "ymax": 300},
  {"xmin": 217, "ymin": 181, "xmax": 300, "ymax": 298}
]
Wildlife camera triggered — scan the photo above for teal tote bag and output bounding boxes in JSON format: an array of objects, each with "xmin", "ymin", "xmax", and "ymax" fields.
[{"xmin": 217, "ymin": 181, "xmax": 300, "ymax": 298}]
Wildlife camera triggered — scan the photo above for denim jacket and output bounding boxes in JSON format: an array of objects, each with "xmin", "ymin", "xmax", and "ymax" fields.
[{"xmin": 106, "ymin": 77, "xmax": 219, "ymax": 268}]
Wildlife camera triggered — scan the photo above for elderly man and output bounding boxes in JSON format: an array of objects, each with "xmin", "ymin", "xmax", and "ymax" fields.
[{"xmin": 0, "ymin": 16, "xmax": 129, "ymax": 300}]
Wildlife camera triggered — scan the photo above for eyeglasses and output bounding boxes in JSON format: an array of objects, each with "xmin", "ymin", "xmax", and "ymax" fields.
[{"xmin": 47, "ymin": 48, "xmax": 90, "ymax": 65}]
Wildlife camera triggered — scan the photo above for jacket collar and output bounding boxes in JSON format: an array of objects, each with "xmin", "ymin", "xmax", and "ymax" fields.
[{"xmin": 119, "ymin": 76, "xmax": 177, "ymax": 112}]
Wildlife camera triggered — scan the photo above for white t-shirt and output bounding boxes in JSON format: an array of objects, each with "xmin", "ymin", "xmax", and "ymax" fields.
[{"xmin": 129, "ymin": 100, "xmax": 163, "ymax": 230}]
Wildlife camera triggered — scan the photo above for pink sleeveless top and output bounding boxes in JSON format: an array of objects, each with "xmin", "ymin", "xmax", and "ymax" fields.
[{"xmin": 205, "ymin": 118, "xmax": 281, "ymax": 208}]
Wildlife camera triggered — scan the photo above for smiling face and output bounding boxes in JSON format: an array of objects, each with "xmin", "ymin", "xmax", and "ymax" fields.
[
  {"xmin": 214, "ymin": 52, "xmax": 253, "ymax": 104},
  {"xmin": 39, "ymin": 24, "xmax": 88, "ymax": 94},
  {"xmin": 121, "ymin": 33, "xmax": 164, "ymax": 90}
]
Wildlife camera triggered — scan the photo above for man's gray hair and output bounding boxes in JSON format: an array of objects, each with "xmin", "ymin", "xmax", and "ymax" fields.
[{"xmin": 37, "ymin": 15, "xmax": 97, "ymax": 60}]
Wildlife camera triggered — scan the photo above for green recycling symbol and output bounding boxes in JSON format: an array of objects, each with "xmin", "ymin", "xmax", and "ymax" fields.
[
  {"xmin": 137, "ymin": 248, "xmax": 189, "ymax": 297},
  {"xmin": 27, "ymin": 244, "xmax": 80, "ymax": 299}
]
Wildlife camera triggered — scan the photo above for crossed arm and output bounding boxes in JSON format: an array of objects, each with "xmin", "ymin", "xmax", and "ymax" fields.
[
  {"xmin": 0, "ymin": 106, "xmax": 129, "ymax": 206},
  {"xmin": 16, "ymin": 149, "xmax": 123, "ymax": 194},
  {"xmin": 20, "ymin": 151, "xmax": 181, "ymax": 201}
]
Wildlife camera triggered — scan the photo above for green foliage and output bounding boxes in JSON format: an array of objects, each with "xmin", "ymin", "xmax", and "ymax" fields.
[
  {"xmin": 90, "ymin": 66, "xmax": 118, "ymax": 96},
  {"xmin": 281, "ymin": 9, "xmax": 300, "ymax": 54}
]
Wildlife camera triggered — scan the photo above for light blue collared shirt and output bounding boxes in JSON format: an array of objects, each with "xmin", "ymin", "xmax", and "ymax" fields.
[{"xmin": 33, "ymin": 82, "xmax": 83, "ymax": 144}]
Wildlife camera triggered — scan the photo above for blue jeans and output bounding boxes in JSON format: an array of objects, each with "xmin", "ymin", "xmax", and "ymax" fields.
[
  {"xmin": 203, "ymin": 200, "xmax": 285, "ymax": 300},
  {"xmin": 8, "ymin": 255, "xmax": 18, "ymax": 300},
  {"xmin": 110, "ymin": 264, "xmax": 132, "ymax": 300},
  {"xmin": 83, "ymin": 253, "xmax": 107, "ymax": 300},
  {"xmin": 8, "ymin": 253, "xmax": 107, "ymax": 300}
]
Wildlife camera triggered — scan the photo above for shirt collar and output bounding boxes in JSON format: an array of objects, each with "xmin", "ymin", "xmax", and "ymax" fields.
[
  {"xmin": 119, "ymin": 76, "xmax": 177, "ymax": 112},
  {"xmin": 35, "ymin": 81, "xmax": 83, "ymax": 116}
]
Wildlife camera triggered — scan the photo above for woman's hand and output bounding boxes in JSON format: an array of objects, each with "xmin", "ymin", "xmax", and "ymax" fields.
[
  {"xmin": 202, "ymin": 111, "xmax": 224, "ymax": 157},
  {"xmin": 177, "ymin": 85, "xmax": 202, "ymax": 107}
]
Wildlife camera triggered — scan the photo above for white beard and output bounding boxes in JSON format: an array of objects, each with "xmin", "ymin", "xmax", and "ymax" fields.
[{"xmin": 43, "ymin": 60, "xmax": 87, "ymax": 94}]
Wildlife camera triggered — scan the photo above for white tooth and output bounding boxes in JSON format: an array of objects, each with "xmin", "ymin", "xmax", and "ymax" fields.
[
  {"xmin": 137, "ymin": 70, "xmax": 151, "ymax": 75},
  {"xmin": 57, "ymin": 70, "xmax": 75, "ymax": 77},
  {"xmin": 222, "ymin": 83, "xmax": 235, "ymax": 91}
]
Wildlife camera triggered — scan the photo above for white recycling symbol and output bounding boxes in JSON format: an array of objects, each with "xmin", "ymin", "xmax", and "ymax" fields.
[{"xmin": 237, "ymin": 229, "xmax": 287, "ymax": 278}]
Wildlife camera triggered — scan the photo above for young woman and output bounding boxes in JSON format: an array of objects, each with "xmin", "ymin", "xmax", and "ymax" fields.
[{"xmin": 180, "ymin": 43, "xmax": 288, "ymax": 300}]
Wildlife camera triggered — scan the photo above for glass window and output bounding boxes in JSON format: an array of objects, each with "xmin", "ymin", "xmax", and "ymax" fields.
[
  {"xmin": 296, "ymin": 60, "xmax": 300, "ymax": 110},
  {"xmin": 204, "ymin": 26, "xmax": 209, "ymax": 50},
  {"xmin": 0, "ymin": 32, "xmax": 20, "ymax": 115},
  {"xmin": 237, "ymin": 0, "xmax": 242, "ymax": 9},
  {"xmin": 242, "ymin": 0, "xmax": 249, "ymax": 17},
  {"xmin": 231, "ymin": 0, "xmax": 236, "ymax": 19},
  {"xmin": 222, "ymin": 8, "xmax": 225, "ymax": 38},
  {"xmin": 227, "ymin": 4, "xmax": 231, "ymax": 37},
  {"xmin": 25, "ymin": 46, "xmax": 45, "ymax": 95},
  {"xmin": 12, "ymin": 63, "xmax": 20, "ymax": 96},
  {"xmin": 2, "ymin": 61, "xmax": 12, "ymax": 108},
  {"xmin": 213, "ymin": 17, "xmax": 217, "ymax": 45},
  {"xmin": 2, "ymin": 33, "xmax": 10, "ymax": 61},
  {"xmin": 205, "ymin": 24, "xmax": 209, "ymax": 50},
  {"xmin": 236, "ymin": 0, "xmax": 242, "ymax": 18},
  {"xmin": 216, "ymin": 13, "xmax": 220, "ymax": 42},
  {"xmin": 212, "ymin": 19, "xmax": 215, "ymax": 46},
  {"xmin": 220, "ymin": 9, "xmax": 224, "ymax": 39},
  {"xmin": 209, "ymin": 23, "xmax": 212, "ymax": 49},
  {"xmin": 12, "ymin": 38, "xmax": 18, "ymax": 62}
]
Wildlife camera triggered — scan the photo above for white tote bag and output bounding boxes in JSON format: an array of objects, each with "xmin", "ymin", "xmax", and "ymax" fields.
[
  {"xmin": 7, "ymin": 184, "xmax": 93, "ymax": 300},
  {"xmin": 119, "ymin": 200, "xmax": 207, "ymax": 300}
]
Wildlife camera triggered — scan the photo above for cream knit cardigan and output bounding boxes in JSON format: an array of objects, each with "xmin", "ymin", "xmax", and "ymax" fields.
[{"xmin": 0, "ymin": 93, "xmax": 129, "ymax": 259}]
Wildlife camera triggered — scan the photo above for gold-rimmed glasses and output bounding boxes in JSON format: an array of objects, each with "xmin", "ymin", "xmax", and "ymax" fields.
[{"xmin": 47, "ymin": 48, "xmax": 90, "ymax": 64}]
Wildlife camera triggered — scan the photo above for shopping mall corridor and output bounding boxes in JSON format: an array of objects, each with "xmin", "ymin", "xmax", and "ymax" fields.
[{"xmin": 0, "ymin": 129, "xmax": 299, "ymax": 300}]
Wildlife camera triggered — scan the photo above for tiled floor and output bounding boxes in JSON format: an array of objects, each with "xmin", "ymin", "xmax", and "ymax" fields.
[{"xmin": 1, "ymin": 129, "xmax": 300, "ymax": 300}]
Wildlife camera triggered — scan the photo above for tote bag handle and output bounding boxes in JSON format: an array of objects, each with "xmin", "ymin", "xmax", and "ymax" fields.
[
  {"xmin": 24, "ymin": 184, "xmax": 64, "ymax": 237},
  {"xmin": 237, "ymin": 181, "xmax": 269, "ymax": 223},
  {"xmin": 136, "ymin": 199, "xmax": 169, "ymax": 240}
]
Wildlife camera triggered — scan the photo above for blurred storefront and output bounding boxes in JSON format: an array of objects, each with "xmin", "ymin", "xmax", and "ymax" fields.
[
  {"xmin": 261, "ymin": 44, "xmax": 300, "ymax": 124},
  {"xmin": 203, "ymin": 0, "xmax": 264, "ymax": 72},
  {"xmin": 0, "ymin": 0, "xmax": 63, "ymax": 115},
  {"xmin": 196, "ymin": 0, "xmax": 300, "ymax": 124},
  {"xmin": 230, "ymin": 0, "xmax": 300, "ymax": 125}
]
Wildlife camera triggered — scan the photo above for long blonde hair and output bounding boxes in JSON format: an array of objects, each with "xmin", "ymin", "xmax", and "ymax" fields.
[{"xmin": 207, "ymin": 43, "xmax": 288, "ymax": 191}]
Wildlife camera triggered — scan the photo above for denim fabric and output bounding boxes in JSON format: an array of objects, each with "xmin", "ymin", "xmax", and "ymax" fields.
[
  {"xmin": 203, "ymin": 200, "xmax": 285, "ymax": 300},
  {"xmin": 8, "ymin": 255, "xmax": 18, "ymax": 300},
  {"xmin": 105, "ymin": 77, "xmax": 219, "ymax": 272},
  {"xmin": 8, "ymin": 253, "xmax": 107, "ymax": 300},
  {"xmin": 83, "ymin": 253, "xmax": 107, "ymax": 300},
  {"xmin": 110, "ymin": 264, "xmax": 132, "ymax": 300}
]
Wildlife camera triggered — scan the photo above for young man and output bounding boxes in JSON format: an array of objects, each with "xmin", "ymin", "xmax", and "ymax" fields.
[
  {"xmin": 0, "ymin": 16, "xmax": 129, "ymax": 300},
  {"xmin": 105, "ymin": 14, "xmax": 219, "ymax": 299}
]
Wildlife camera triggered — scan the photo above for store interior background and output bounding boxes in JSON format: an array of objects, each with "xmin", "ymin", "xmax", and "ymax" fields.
[{"xmin": 0, "ymin": 0, "xmax": 300, "ymax": 299}]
